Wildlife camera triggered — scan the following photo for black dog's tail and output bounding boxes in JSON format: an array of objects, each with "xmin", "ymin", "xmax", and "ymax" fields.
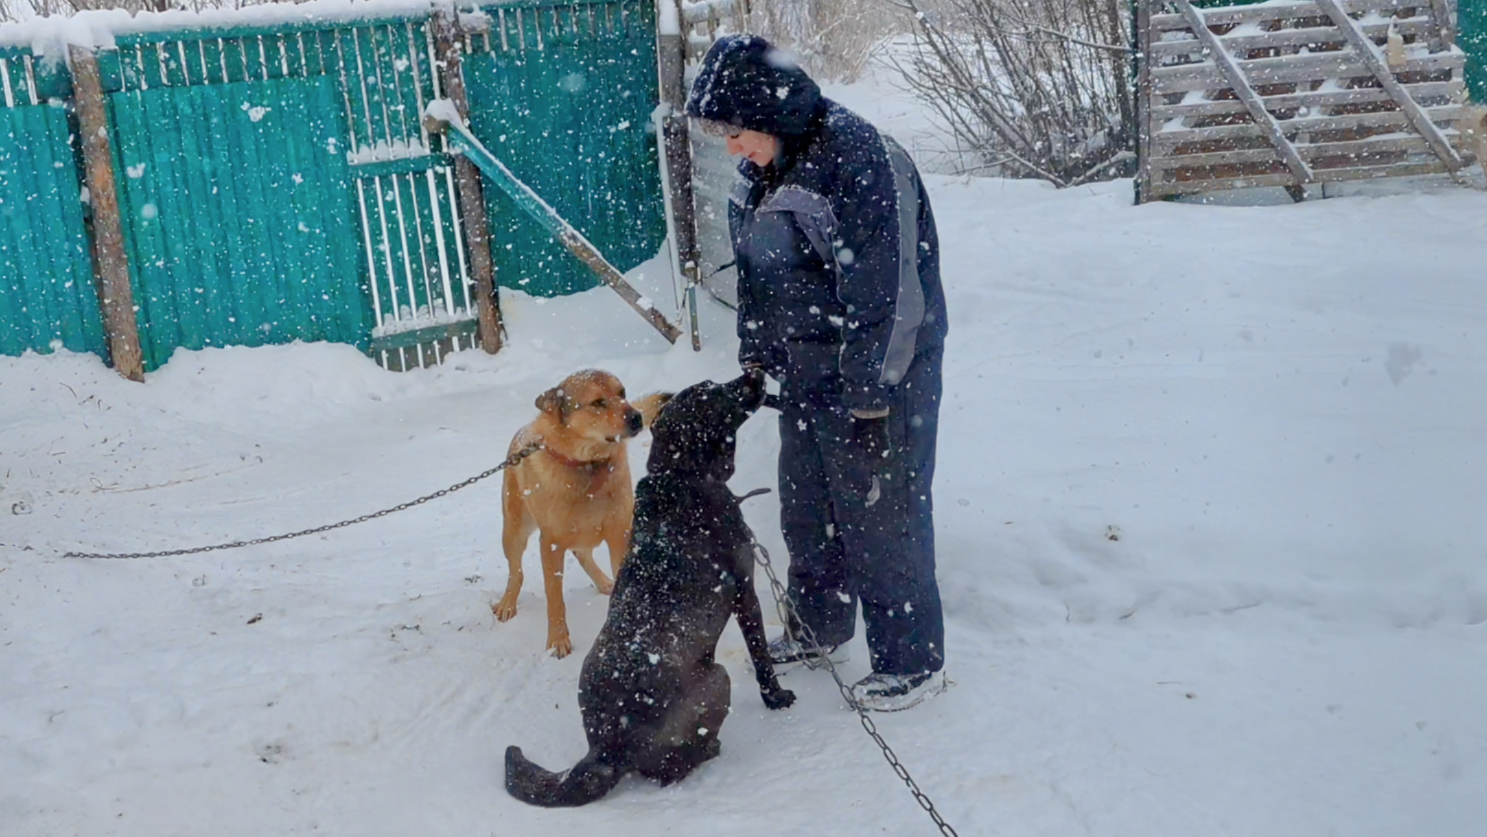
[{"xmin": 505, "ymin": 745, "xmax": 623, "ymax": 807}]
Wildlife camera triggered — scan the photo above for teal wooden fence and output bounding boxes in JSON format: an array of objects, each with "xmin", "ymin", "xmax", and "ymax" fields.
[
  {"xmin": 464, "ymin": 1, "xmax": 666, "ymax": 296},
  {"xmin": 107, "ymin": 75, "xmax": 368, "ymax": 367},
  {"xmin": 1463, "ymin": 0, "xmax": 1487, "ymax": 102},
  {"xmin": 0, "ymin": 51, "xmax": 106, "ymax": 360},
  {"xmin": 0, "ymin": 0, "xmax": 666, "ymax": 372}
]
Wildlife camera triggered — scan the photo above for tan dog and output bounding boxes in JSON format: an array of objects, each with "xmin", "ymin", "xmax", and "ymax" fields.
[{"xmin": 495, "ymin": 369, "xmax": 670, "ymax": 657}]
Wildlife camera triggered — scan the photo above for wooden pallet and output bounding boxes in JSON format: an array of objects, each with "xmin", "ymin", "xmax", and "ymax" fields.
[{"xmin": 1136, "ymin": 0, "xmax": 1472, "ymax": 201}]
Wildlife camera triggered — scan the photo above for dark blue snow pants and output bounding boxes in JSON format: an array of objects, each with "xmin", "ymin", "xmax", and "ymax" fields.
[{"xmin": 776, "ymin": 346, "xmax": 945, "ymax": 676}]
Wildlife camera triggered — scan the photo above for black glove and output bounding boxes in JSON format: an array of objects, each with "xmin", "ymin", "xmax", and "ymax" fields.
[{"xmin": 850, "ymin": 414, "xmax": 893, "ymax": 463}]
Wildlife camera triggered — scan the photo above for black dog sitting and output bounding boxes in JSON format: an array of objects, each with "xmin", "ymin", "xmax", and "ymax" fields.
[{"xmin": 504, "ymin": 370, "xmax": 795, "ymax": 807}]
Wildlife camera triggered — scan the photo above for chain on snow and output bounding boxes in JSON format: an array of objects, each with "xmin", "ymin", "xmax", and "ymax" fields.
[
  {"xmin": 751, "ymin": 538, "xmax": 960, "ymax": 837},
  {"xmin": 59, "ymin": 448, "xmax": 957, "ymax": 834},
  {"xmin": 61, "ymin": 444, "xmax": 543, "ymax": 560}
]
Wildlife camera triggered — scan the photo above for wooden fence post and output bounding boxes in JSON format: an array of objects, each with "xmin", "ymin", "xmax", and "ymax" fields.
[
  {"xmin": 431, "ymin": 8, "xmax": 504, "ymax": 355},
  {"xmin": 658, "ymin": 0, "xmax": 703, "ymax": 350},
  {"xmin": 69, "ymin": 45, "xmax": 144, "ymax": 381},
  {"xmin": 1133, "ymin": 0, "xmax": 1154, "ymax": 204}
]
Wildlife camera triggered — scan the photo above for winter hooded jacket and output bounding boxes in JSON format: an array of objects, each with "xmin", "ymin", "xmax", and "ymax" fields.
[{"xmin": 685, "ymin": 35, "xmax": 948, "ymax": 414}]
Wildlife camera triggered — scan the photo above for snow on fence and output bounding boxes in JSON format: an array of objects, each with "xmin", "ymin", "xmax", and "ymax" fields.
[
  {"xmin": 0, "ymin": 0, "xmax": 668, "ymax": 375},
  {"xmin": 1136, "ymin": 0, "xmax": 1473, "ymax": 201}
]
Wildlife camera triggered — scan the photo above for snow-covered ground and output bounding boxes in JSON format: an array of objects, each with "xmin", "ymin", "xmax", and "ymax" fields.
[{"xmin": 5, "ymin": 72, "xmax": 1487, "ymax": 837}]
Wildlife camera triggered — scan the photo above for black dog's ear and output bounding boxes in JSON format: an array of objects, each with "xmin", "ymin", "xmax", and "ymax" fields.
[{"xmin": 536, "ymin": 386, "xmax": 571, "ymax": 423}]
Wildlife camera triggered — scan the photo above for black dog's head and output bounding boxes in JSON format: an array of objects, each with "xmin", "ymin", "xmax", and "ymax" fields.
[{"xmin": 646, "ymin": 370, "xmax": 766, "ymax": 482}]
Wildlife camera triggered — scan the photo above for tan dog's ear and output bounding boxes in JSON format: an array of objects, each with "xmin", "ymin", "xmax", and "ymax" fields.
[
  {"xmin": 536, "ymin": 386, "xmax": 571, "ymax": 422},
  {"xmin": 631, "ymin": 391, "xmax": 675, "ymax": 428}
]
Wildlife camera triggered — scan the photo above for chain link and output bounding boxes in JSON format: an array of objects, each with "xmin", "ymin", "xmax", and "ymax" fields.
[
  {"xmin": 751, "ymin": 539, "xmax": 960, "ymax": 837},
  {"xmin": 62, "ymin": 444, "xmax": 544, "ymax": 560}
]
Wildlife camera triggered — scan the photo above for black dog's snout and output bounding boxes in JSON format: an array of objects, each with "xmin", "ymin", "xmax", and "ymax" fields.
[{"xmin": 624, "ymin": 408, "xmax": 643, "ymax": 435}]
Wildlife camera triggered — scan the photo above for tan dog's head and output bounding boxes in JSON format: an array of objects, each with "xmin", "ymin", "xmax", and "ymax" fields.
[{"xmin": 535, "ymin": 369, "xmax": 646, "ymax": 445}]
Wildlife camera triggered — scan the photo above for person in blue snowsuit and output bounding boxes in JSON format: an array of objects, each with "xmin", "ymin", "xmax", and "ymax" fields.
[{"xmin": 686, "ymin": 35, "xmax": 949, "ymax": 710}]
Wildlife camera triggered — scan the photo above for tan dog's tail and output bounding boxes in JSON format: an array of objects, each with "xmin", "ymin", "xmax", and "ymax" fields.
[
  {"xmin": 505, "ymin": 745, "xmax": 622, "ymax": 808},
  {"xmin": 632, "ymin": 391, "xmax": 673, "ymax": 428}
]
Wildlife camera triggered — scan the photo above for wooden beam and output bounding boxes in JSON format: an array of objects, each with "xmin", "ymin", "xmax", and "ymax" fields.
[
  {"xmin": 1173, "ymin": 0, "xmax": 1314, "ymax": 185},
  {"xmin": 1152, "ymin": 0, "xmax": 1437, "ymax": 32},
  {"xmin": 1148, "ymin": 161, "xmax": 1459, "ymax": 198},
  {"xmin": 1151, "ymin": 106, "xmax": 1467, "ymax": 149},
  {"xmin": 1135, "ymin": 0, "xmax": 1155, "ymax": 203},
  {"xmin": 1313, "ymin": 0, "xmax": 1464, "ymax": 174},
  {"xmin": 427, "ymin": 107, "xmax": 683, "ymax": 344},
  {"xmin": 69, "ymin": 45, "xmax": 144, "ymax": 382},
  {"xmin": 1152, "ymin": 134, "xmax": 1435, "ymax": 169},
  {"xmin": 431, "ymin": 8, "xmax": 504, "ymax": 355},
  {"xmin": 1148, "ymin": 18, "xmax": 1439, "ymax": 58},
  {"xmin": 1150, "ymin": 81, "xmax": 1463, "ymax": 121},
  {"xmin": 657, "ymin": 0, "xmax": 702, "ymax": 350},
  {"xmin": 1150, "ymin": 46, "xmax": 1464, "ymax": 92}
]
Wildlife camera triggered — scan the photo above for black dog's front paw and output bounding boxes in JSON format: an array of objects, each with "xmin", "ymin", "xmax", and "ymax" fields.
[{"xmin": 763, "ymin": 686, "xmax": 796, "ymax": 710}]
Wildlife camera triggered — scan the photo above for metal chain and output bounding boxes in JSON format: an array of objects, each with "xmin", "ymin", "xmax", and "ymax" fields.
[
  {"xmin": 58, "ymin": 447, "xmax": 957, "ymax": 834},
  {"xmin": 751, "ymin": 538, "xmax": 960, "ymax": 837},
  {"xmin": 62, "ymin": 444, "xmax": 543, "ymax": 560}
]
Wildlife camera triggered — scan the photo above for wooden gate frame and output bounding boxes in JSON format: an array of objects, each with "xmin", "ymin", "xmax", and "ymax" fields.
[{"xmin": 1136, "ymin": 0, "xmax": 1473, "ymax": 202}]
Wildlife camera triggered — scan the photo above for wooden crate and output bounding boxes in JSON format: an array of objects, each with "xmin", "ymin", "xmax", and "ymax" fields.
[{"xmin": 1136, "ymin": 0, "xmax": 1471, "ymax": 200}]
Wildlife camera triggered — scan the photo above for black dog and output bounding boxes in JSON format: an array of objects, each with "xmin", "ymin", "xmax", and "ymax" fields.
[{"xmin": 504, "ymin": 370, "xmax": 795, "ymax": 807}]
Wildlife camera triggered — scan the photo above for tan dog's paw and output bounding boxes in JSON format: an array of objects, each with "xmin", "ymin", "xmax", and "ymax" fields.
[
  {"xmin": 493, "ymin": 596, "xmax": 519, "ymax": 622},
  {"xmin": 547, "ymin": 633, "xmax": 574, "ymax": 658}
]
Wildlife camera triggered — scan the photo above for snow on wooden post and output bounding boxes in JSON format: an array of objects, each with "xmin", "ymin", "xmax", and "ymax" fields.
[
  {"xmin": 431, "ymin": 7, "xmax": 504, "ymax": 355},
  {"xmin": 69, "ymin": 45, "xmax": 144, "ymax": 383},
  {"xmin": 658, "ymin": 0, "xmax": 703, "ymax": 351},
  {"xmin": 425, "ymin": 101, "xmax": 683, "ymax": 345}
]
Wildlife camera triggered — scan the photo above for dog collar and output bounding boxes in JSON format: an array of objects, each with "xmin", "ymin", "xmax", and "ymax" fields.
[{"xmin": 541, "ymin": 448, "xmax": 613, "ymax": 471}]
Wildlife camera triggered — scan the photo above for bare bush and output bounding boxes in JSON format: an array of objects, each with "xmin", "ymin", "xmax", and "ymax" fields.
[
  {"xmin": 2, "ymin": 0, "xmax": 280, "ymax": 22},
  {"xmin": 889, "ymin": 0, "xmax": 1135, "ymax": 185},
  {"xmin": 750, "ymin": 0, "xmax": 905, "ymax": 82}
]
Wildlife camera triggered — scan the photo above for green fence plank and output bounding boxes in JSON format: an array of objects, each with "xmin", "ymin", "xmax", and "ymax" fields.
[
  {"xmin": 38, "ymin": 103, "xmax": 104, "ymax": 353},
  {"xmin": 176, "ymin": 82, "xmax": 233, "ymax": 345},
  {"xmin": 152, "ymin": 88, "xmax": 213, "ymax": 351},
  {"xmin": 111, "ymin": 89, "xmax": 177, "ymax": 368},
  {"xmin": 233, "ymin": 85, "xmax": 282, "ymax": 343},
  {"xmin": 198, "ymin": 83, "xmax": 251, "ymax": 347},
  {"xmin": 0, "ymin": 100, "xmax": 105, "ymax": 360},
  {"xmin": 3, "ymin": 109, "xmax": 51, "ymax": 351}
]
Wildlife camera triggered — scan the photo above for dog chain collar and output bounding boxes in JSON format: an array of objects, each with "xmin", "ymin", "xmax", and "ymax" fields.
[{"xmin": 539, "ymin": 447, "xmax": 614, "ymax": 471}]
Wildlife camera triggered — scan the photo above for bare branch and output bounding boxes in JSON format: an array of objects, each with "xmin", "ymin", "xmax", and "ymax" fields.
[{"xmin": 891, "ymin": 0, "xmax": 1135, "ymax": 186}]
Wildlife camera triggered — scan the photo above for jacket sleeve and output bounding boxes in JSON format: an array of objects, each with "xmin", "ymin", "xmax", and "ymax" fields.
[
  {"xmin": 735, "ymin": 271, "xmax": 767, "ymax": 370},
  {"xmin": 729, "ymin": 173, "xmax": 770, "ymax": 371},
  {"xmin": 831, "ymin": 133, "xmax": 928, "ymax": 413}
]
